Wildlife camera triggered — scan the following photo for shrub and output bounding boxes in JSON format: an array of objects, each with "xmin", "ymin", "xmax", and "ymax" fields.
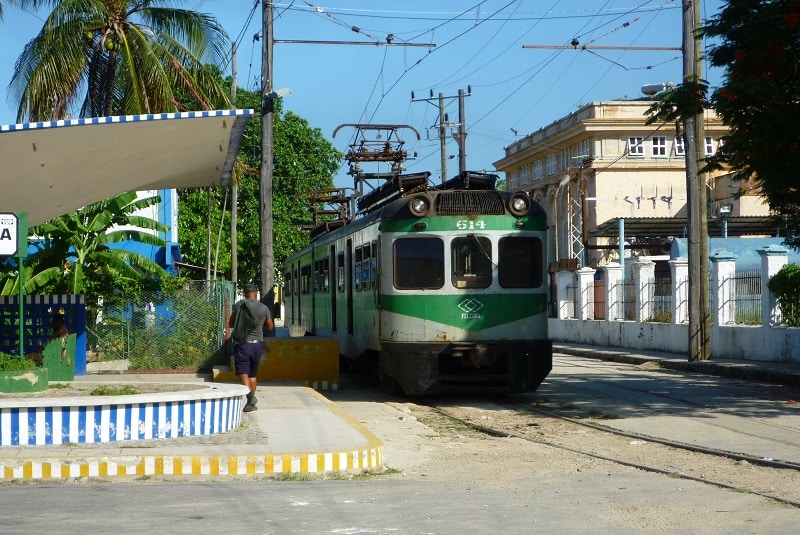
[
  {"xmin": 767, "ymin": 263, "xmax": 800, "ymax": 327},
  {"xmin": 0, "ymin": 352, "xmax": 37, "ymax": 372}
]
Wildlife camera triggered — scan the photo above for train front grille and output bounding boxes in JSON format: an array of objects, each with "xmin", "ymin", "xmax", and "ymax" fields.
[{"xmin": 434, "ymin": 191, "xmax": 505, "ymax": 216}]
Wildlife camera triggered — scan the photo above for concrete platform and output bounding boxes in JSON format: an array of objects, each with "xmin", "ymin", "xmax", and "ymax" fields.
[{"xmin": 0, "ymin": 379, "xmax": 383, "ymax": 481}]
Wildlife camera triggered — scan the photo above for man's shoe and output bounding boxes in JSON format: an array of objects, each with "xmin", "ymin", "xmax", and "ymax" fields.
[
  {"xmin": 249, "ymin": 394, "xmax": 258, "ymax": 407},
  {"xmin": 243, "ymin": 402, "xmax": 257, "ymax": 412}
]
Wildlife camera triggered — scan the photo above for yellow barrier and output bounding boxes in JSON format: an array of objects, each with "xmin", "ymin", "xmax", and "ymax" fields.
[{"xmin": 214, "ymin": 337, "xmax": 339, "ymax": 391}]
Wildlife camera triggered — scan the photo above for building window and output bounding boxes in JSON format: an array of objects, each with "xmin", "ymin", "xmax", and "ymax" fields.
[
  {"xmin": 674, "ymin": 136, "xmax": 685, "ymax": 156},
  {"xmin": 546, "ymin": 154, "xmax": 556, "ymax": 176},
  {"xmin": 507, "ymin": 169, "xmax": 518, "ymax": 190},
  {"xmin": 533, "ymin": 160, "xmax": 543, "ymax": 181},
  {"xmin": 521, "ymin": 164, "xmax": 531, "ymax": 185},
  {"xmin": 652, "ymin": 136, "xmax": 667, "ymax": 157},
  {"xmin": 705, "ymin": 136, "xmax": 715, "ymax": 155},
  {"xmin": 577, "ymin": 139, "xmax": 591, "ymax": 159},
  {"xmin": 561, "ymin": 149, "xmax": 571, "ymax": 172},
  {"xmin": 628, "ymin": 137, "xmax": 644, "ymax": 157}
]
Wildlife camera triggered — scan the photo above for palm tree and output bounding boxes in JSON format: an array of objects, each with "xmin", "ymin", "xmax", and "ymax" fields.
[{"xmin": 8, "ymin": 0, "xmax": 231, "ymax": 121}]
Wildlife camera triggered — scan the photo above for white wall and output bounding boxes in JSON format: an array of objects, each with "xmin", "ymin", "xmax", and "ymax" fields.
[{"xmin": 549, "ymin": 318, "xmax": 800, "ymax": 363}]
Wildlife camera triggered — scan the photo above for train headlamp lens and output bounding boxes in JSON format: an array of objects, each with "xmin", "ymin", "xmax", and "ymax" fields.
[
  {"xmin": 410, "ymin": 195, "xmax": 430, "ymax": 217},
  {"xmin": 509, "ymin": 194, "xmax": 530, "ymax": 216}
]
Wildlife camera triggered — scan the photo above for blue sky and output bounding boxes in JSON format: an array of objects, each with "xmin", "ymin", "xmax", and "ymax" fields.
[{"xmin": 0, "ymin": 1, "xmax": 725, "ymax": 189}]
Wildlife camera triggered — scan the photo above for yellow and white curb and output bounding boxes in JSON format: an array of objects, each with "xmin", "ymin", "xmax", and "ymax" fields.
[{"xmin": 0, "ymin": 389, "xmax": 385, "ymax": 481}]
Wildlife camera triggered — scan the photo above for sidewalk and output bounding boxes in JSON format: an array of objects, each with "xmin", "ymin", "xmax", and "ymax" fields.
[
  {"xmin": 0, "ymin": 377, "xmax": 384, "ymax": 481},
  {"xmin": 554, "ymin": 342, "xmax": 800, "ymax": 387}
]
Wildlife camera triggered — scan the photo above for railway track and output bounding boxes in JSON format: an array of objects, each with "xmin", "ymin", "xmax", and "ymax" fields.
[{"xmin": 427, "ymin": 398, "xmax": 800, "ymax": 508}]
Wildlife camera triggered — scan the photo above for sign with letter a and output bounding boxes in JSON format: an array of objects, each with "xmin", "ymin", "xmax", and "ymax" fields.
[{"xmin": 0, "ymin": 213, "xmax": 19, "ymax": 256}]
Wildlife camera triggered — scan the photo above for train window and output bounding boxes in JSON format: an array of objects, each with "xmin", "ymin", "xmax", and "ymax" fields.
[
  {"xmin": 371, "ymin": 240, "xmax": 377, "ymax": 287},
  {"xmin": 284, "ymin": 272, "xmax": 291, "ymax": 296},
  {"xmin": 362, "ymin": 243, "xmax": 371, "ymax": 291},
  {"xmin": 301, "ymin": 264, "xmax": 311, "ymax": 294},
  {"xmin": 323, "ymin": 257, "xmax": 330, "ymax": 292},
  {"xmin": 337, "ymin": 253, "xmax": 345, "ymax": 293},
  {"xmin": 354, "ymin": 247, "xmax": 362, "ymax": 292},
  {"xmin": 394, "ymin": 237, "xmax": 444, "ymax": 289},
  {"xmin": 499, "ymin": 236, "xmax": 543, "ymax": 288},
  {"xmin": 451, "ymin": 236, "xmax": 492, "ymax": 289}
]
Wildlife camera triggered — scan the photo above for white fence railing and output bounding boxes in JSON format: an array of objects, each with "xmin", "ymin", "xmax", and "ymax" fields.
[{"xmin": 551, "ymin": 245, "xmax": 800, "ymax": 363}]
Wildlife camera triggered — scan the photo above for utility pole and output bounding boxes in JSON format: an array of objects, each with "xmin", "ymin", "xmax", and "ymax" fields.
[
  {"xmin": 683, "ymin": 0, "xmax": 710, "ymax": 361},
  {"xmin": 411, "ymin": 87, "xmax": 471, "ymax": 182},
  {"xmin": 439, "ymin": 93, "xmax": 447, "ymax": 184},
  {"xmin": 230, "ymin": 41, "xmax": 238, "ymax": 288},
  {"xmin": 455, "ymin": 88, "xmax": 468, "ymax": 175},
  {"xmin": 260, "ymin": 0, "xmax": 275, "ymax": 296}
]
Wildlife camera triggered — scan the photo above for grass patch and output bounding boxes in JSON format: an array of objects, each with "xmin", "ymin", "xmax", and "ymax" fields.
[{"xmin": 90, "ymin": 385, "xmax": 142, "ymax": 396}]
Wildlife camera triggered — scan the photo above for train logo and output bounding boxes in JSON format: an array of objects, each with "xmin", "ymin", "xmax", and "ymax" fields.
[{"xmin": 458, "ymin": 298, "xmax": 484, "ymax": 319}]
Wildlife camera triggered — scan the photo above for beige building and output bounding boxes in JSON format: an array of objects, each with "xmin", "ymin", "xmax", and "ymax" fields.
[{"xmin": 493, "ymin": 100, "xmax": 770, "ymax": 270}]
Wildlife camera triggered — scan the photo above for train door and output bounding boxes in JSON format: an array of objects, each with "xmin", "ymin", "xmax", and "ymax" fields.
[
  {"xmin": 330, "ymin": 244, "xmax": 337, "ymax": 332},
  {"xmin": 292, "ymin": 263, "xmax": 299, "ymax": 324},
  {"xmin": 346, "ymin": 239, "xmax": 354, "ymax": 336},
  {"xmin": 337, "ymin": 251, "xmax": 345, "ymax": 333}
]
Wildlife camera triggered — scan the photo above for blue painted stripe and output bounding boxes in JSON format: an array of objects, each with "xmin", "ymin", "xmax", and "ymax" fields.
[
  {"xmin": 10, "ymin": 408, "xmax": 19, "ymax": 446},
  {"xmin": 1, "ymin": 109, "xmax": 254, "ymax": 133}
]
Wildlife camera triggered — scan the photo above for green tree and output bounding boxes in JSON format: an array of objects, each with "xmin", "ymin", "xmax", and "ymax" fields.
[
  {"xmin": 701, "ymin": 0, "xmax": 800, "ymax": 245},
  {"xmin": 177, "ymin": 84, "xmax": 342, "ymax": 286},
  {"xmin": 0, "ymin": 192, "xmax": 170, "ymax": 315},
  {"xmin": 8, "ymin": 0, "xmax": 231, "ymax": 121}
]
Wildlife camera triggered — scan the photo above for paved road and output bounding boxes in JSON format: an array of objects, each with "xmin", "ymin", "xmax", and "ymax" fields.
[{"xmin": 543, "ymin": 354, "xmax": 800, "ymax": 465}]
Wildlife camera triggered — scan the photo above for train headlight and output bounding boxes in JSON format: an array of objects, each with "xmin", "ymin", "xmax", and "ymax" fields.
[
  {"xmin": 409, "ymin": 194, "xmax": 431, "ymax": 217},
  {"xmin": 508, "ymin": 194, "xmax": 530, "ymax": 216}
]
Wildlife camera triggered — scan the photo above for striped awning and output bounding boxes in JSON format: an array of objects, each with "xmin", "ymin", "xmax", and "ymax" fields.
[{"xmin": 0, "ymin": 109, "xmax": 253, "ymax": 226}]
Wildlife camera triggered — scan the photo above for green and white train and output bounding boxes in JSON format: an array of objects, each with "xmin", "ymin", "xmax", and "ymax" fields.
[{"xmin": 283, "ymin": 171, "xmax": 552, "ymax": 395}]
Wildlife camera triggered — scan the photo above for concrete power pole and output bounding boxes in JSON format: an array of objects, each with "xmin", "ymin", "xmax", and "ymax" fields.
[
  {"xmin": 439, "ymin": 93, "xmax": 447, "ymax": 184},
  {"xmin": 683, "ymin": 0, "xmax": 710, "ymax": 361},
  {"xmin": 260, "ymin": 0, "xmax": 275, "ymax": 297},
  {"xmin": 231, "ymin": 41, "xmax": 238, "ymax": 288}
]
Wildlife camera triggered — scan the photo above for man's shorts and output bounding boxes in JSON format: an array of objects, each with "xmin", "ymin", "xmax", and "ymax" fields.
[{"xmin": 234, "ymin": 341, "xmax": 263, "ymax": 377}]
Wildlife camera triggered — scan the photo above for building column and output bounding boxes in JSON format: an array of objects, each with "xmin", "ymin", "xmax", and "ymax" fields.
[
  {"xmin": 602, "ymin": 262, "xmax": 623, "ymax": 321},
  {"xmin": 555, "ymin": 270, "xmax": 575, "ymax": 320},
  {"xmin": 669, "ymin": 257, "xmax": 689, "ymax": 324},
  {"xmin": 710, "ymin": 252, "xmax": 737, "ymax": 326},
  {"xmin": 759, "ymin": 245, "xmax": 788, "ymax": 326},
  {"xmin": 576, "ymin": 267, "xmax": 596, "ymax": 320},
  {"xmin": 633, "ymin": 259, "xmax": 655, "ymax": 322}
]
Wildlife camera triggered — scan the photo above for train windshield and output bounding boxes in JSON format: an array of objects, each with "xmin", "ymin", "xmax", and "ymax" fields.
[
  {"xmin": 451, "ymin": 236, "xmax": 492, "ymax": 289},
  {"xmin": 498, "ymin": 236, "xmax": 543, "ymax": 288},
  {"xmin": 393, "ymin": 237, "xmax": 444, "ymax": 289}
]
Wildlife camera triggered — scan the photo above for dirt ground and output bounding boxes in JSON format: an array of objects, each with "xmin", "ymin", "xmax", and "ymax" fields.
[
  {"xmin": 0, "ymin": 381, "xmax": 203, "ymax": 399},
  {"xmin": 356, "ymin": 397, "xmax": 800, "ymax": 507}
]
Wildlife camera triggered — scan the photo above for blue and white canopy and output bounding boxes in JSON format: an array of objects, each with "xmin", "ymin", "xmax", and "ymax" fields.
[{"xmin": 0, "ymin": 109, "xmax": 253, "ymax": 226}]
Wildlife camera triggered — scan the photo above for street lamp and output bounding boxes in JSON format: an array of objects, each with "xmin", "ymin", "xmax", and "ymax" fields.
[{"xmin": 719, "ymin": 203, "xmax": 732, "ymax": 239}]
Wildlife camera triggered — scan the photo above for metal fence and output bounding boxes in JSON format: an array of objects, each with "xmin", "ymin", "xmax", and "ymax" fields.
[
  {"xmin": 730, "ymin": 269, "xmax": 762, "ymax": 325},
  {"xmin": 645, "ymin": 277, "xmax": 672, "ymax": 322},
  {"xmin": 614, "ymin": 279, "xmax": 636, "ymax": 321},
  {"xmin": 86, "ymin": 280, "xmax": 234, "ymax": 371}
]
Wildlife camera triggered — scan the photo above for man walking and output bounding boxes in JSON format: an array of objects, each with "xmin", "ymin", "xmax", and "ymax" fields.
[{"xmin": 229, "ymin": 284, "xmax": 273, "ymax": 412}]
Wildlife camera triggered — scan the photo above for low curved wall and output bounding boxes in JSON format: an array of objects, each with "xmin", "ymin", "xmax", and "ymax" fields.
[{"xmin": 0, "ymin": 382, "xmax": 249, "ymax": 447}]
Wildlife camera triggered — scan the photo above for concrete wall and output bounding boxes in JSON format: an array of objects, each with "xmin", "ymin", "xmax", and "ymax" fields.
[{"xmin": 549, "ymin": 318, "xmax": 800, "ymax": 363}]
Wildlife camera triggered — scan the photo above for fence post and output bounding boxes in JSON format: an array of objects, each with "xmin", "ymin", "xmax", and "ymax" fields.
[
  {"xmin": 603, "ymin": 262, "xmax": 623, "ymax": 321},
  {"xmin": 555, "ymin": 270, "xmax": 575, "ymax": 319},
  {"xmin": 633, "ymin": 259, "xmax": 655, "ymax": 322},
  {"xmin": 758, "ymin": 245, "xmax": 788, "ymax": 326},
  {"xmin": 710, "ymin": 251, "xmax": 737, "ymax": 326},
  {"xmin": 669, "ymin": 257, "xmax": 688, "ymax": 324},
  {"xmin": 576, "ymin": 267, "xmax": 596, "ymax": 320}
]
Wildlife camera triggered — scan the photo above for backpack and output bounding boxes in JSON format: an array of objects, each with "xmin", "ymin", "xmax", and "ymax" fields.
[{"xmin": 232, "ymin": 300, "xmax": 259, "ymax": 344}]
